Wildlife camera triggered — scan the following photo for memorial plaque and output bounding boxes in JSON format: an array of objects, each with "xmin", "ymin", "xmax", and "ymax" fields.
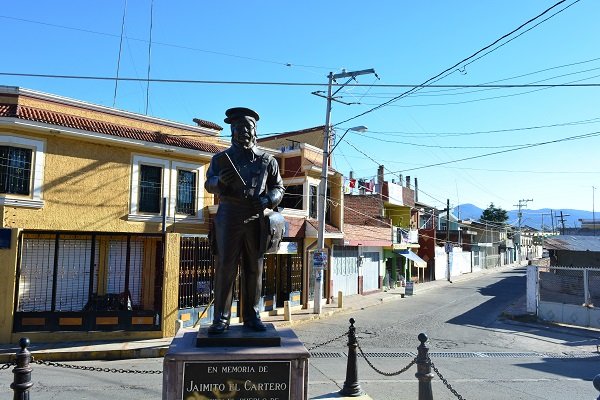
[{"xmin": 182, "ymin": 360, "xmax": 291, "ymax": 400}]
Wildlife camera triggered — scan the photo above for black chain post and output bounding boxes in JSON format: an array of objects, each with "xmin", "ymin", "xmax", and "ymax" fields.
[
  {"xmin": 416, "ymin": 333, "xmax": 434, "ymax": 400},
  {"xmin": 339, "ymin": 318, "xmax": 364, "ymax": 397},
  {"xmin": 11, "ymin": 337, "xmax": 33, "ymax": 400}
]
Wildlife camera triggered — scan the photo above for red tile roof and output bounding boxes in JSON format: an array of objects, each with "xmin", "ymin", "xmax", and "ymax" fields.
[{"xmin": 0, "ymin": 104, "xmax": 226, "ymax": 154}]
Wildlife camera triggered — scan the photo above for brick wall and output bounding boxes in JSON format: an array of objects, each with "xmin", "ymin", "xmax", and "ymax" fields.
[{"xmin": 344, "ymin": 195, "xmax": 388, "ymax": 227}]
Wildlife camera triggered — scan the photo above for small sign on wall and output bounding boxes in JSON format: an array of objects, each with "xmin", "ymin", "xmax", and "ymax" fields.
[{"xmin": 0, "ymin": 229, "xmax": 12, "ymax": 249}]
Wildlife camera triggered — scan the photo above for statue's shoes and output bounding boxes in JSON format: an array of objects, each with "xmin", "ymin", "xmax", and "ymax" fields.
[
  {"xmin": 207, "ymin": 321, "xmax": 229, "ymax": 334},
  {"xmin": 243, "ymin": 318, "xmax": 267, "ymax": 331}
]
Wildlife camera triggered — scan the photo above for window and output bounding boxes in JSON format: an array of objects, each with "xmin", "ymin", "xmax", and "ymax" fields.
[
  {"xmin": 129, "ymin": 156, "xmax": 204, "ymax": 222},
  {"xmin": 308, "ymin": 185, "xmax": 317, "ymax": 218},
  {"xmin": 130, "ymin": 156, "xmax": 170, "ymax": 221},
  {"xmin": 0, "ymin": 146, "xmax": 32, "ymax": 195},
  {"xmin": 139, "ymin": 165, "xmax": 163, "ymax": 213},
  {"xmin": 170, "ymin": 161, "xmax": 204, "ymax": 219},
  {"xmin": 0, "ymin": 134, "xmax": 45, "ymax": 208},
  {"xmin": 279, "ymin": 184, "xmax": 303, "ymax": 210},
  {"xmin": 176, "ymin": 169, "xmax": 196, "ymax": 215}
]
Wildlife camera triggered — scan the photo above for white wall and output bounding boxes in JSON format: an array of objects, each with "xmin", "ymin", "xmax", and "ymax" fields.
[{"xmin": 434, "ymin": 246, "xmax": 472, "ymax": 280}]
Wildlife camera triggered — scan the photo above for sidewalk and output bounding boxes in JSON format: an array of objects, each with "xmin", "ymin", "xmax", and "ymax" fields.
[{"xmin": 0, "ymin": 264, "xmax": 527, "ymax": 363}]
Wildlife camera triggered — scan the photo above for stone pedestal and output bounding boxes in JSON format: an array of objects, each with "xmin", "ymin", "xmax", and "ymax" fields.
[{"xmin": 163, "ymin": 324, "xmax": 310, "ymax": 400}]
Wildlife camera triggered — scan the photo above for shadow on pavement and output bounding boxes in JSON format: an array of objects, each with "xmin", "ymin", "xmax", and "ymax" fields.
[{"xmin": 446, "ymin": 268, "xmax": 600, "ymax": 351}]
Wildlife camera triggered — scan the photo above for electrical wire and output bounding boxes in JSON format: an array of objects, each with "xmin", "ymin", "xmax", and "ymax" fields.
[
  {"xmin": 394, "ymin": 130, "xmax": 600, "ymax": 173},
  {"xmin": 0, "ymin": 14, "xmax": 336, "ymax": 70},
  {"xmin": 341, "ymin": 129, "xmax": 600, "ymax": 175},
  {"xmin": 333, "ymin": 0, "xmax": 579, "ymax": 127},
  {"xmin": 391, "ymin": 56, "xmax": 600, "ymax": 98},
  {"xmin": 365, "ymin": 117, "xmax": 600, "ymax": 138},
  {"xmin": 112, "ymin": 0, "xmax": 128, "ymax": 108},
  {"xmin": 144, "ymin": 0, "xmax": 154, "ymax": 115},
  {"xmin": 1, "ymin": 72, "xmax": 599, "ymax": 88},
  {"xmin": 357, "ymin": 72, "xmax": 600, "ymax": 109}
]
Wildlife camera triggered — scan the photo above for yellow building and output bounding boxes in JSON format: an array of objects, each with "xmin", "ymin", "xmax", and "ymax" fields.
[{"xmin": 0, "ymin": 86, "xmax": 225, "ymax": 343}]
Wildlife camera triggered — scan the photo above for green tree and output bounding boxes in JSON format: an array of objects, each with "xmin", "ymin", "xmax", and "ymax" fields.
[{"xmin": 480, "ymin": 203, "xmax": 508, "ymax": 224}]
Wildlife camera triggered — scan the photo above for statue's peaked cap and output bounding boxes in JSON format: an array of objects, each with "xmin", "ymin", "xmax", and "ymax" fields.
[{"xmin": 224, "ymin": 107, "xmax": 260, "ymax": 124}]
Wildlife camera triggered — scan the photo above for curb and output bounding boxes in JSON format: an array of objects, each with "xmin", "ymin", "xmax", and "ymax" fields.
[{"xmin": 0, "ymin": 346, "xmax": 170, "ymax": 364}]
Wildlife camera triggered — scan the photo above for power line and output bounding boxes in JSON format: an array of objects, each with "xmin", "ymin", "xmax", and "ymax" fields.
[
  {"xmin": 333, "ymin": 0, "xmax": 578, "ymax": 127},
  {"xmin": 112, "ymin": 0, "xmax": 128, "ymax": 108},
  {"xmin": 357, "ymin": 72, "xmax": 600, "ymax": 109},
  {"xmin": 335, "ymin": 152, "xmax": 600, "ymax": 174},
  {"xmin": 396, "ymin": 56, "xmax": 600, "ymax": 98},
  {"xmin": 0, "ymin": 14, "xmax": 335, "ymax": 70},
  {"xmin": 354, "ymin": 133, "xmax": 564, "ymax": 149},
  {"xmin": 364, "ymin": 117, "xmax": 600, "ymax": 138},
  {"xmin": 144, "ymin": 0, "xmax": 154, "ymax": 115},
  {"xmin": 1, "ymin": 71, "xmax": 599, "ymax": 88},
  {"xmin": 459, "ymin": 0, "xmax": 581, "ymax": 73},
  {"xmin": 350, "ymin": 65, "xmax": 600, "ymax": 101},
  {"xmin": 341, "ymin": 59, "xmax": 600, "ymax": 100},
  {"xmin": 339, "ymin": 129, "xmax": 600, "ymax": 194},
  {"xmin": 394, "ymin": 130, "xmax": 600, "ymax": 173}
]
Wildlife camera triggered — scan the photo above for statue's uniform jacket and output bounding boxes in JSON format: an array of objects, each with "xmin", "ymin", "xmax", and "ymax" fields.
[{"xmin": 205, "ymin": 144, "xmax": 284, "ymax": 323}]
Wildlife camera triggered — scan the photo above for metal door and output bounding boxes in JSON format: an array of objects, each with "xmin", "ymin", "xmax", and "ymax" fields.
[
  {"xmin": 331, "ymin": 246, "xmax": 359, "ymax": 297},
  {"xmin": 361, "ymin": 251, "xmax": 380, "ymax": 292}
]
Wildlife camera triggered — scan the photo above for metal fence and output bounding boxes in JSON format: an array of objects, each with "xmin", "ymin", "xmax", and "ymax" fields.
[
  {"xmin": 178, "ymin": 236, "xmax": 215, "ymax": 309},
  {"xmin": 539, "ymin": 266, "xmax": 600, "ymax": 306},
  {"xmin": 17, "ymin": 232, "xmax": 162, "ymax": 313}
]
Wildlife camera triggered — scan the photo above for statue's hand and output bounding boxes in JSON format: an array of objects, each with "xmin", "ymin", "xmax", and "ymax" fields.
[
  {"xmin": 218, "ymin": 169, "xmax": 237, "ymax": 187},
  {"xmin": 252, "ymin": 196, "xmax": 271, "ymax": 211}
]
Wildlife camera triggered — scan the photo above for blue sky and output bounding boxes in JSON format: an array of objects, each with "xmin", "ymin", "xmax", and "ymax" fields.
[{"xmin": 1, "ymin": 1, "xmax": 599, "ymax": 215}]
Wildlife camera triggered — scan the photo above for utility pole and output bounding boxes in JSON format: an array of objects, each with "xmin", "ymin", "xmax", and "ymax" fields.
[
  {"xmin": 513, "ymin": 199, "xmax": 533, "ymax": 263},
  {"xmin": 446, "ymin": 199, "xmax": 451, "ymax": 282},
  {"xmin": 313, "ymin": 68, "xmax": 376, "ymax": 314},
  {"xmin": 557, "ymin": 211, "xmax": 570, "ymax": 235}
]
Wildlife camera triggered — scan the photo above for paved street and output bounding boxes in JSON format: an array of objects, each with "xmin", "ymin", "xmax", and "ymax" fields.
[
  {"xmin": 297, "ymin": 266, "xmax": 600, "ymax": 399},
  {"xmin": 2, "ymin": 266, "xmax": 600, "ymax": 399}
]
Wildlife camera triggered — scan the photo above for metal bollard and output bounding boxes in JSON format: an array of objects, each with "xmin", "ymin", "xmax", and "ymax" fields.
[
  {"xmin": 415, "ymin": 333, "xmax": 434, "ymax": 400},
  {"xmin": 11, "ymin": 337, "xmax": 33, "ymax": 400},
  {"xmin": 339, "ymin": 318, "xmax": 364, "ymax": 397},
  {"xmin": 593, "ymin": 374, "xmax": 600, "ymax": 400}
]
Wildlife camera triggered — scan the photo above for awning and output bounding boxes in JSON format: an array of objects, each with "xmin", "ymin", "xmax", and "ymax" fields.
[{"xmin": 396, "ymin": 251, "xmax": 427, "ymax": 268}]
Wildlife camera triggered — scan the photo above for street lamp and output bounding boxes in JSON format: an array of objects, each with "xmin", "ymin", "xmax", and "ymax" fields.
[{"xmin": 330, "ymin": 125, "xmax": 368, "ymax": 154}]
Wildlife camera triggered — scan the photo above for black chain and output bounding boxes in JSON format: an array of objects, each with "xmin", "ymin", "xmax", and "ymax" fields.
[
  {"xmin": 307, "ymin": 331, "xmax": 348, "ymax": 351},
  {"xmin": 430, "ymin": 360, "xmax": 466, "ymax": 400},
  {"xmin": 1, "ymin": 361, "xmax": 15, "ymax": 370},
  {"xmin": 32, "ymin": 358, "xmax": 162, "ymax": 374},
  {"xmin": 356, "ymin": 339, "xmax": 417, "ymax": 377}
]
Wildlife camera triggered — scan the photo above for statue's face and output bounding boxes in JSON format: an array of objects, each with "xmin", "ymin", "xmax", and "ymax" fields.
[{"xmin": 231, "ymin": 118, "xmax": 256, "ymax": 149}]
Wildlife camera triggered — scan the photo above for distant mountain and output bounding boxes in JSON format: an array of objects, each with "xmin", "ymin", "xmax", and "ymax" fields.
[
  {"xmin": 453, "ymin": 203, "xmax": 594, "ymax": 230},
  {"xmin": 452, "ymin": 203, "xmax": 482, "ymax": 220}
]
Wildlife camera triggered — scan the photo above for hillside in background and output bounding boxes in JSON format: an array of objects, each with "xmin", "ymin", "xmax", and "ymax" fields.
[{"xmin": 453, "ymin": 203, "xmax": 595, "ymax": 230}]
